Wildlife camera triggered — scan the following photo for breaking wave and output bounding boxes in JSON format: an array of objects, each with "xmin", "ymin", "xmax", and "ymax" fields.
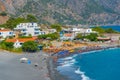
[{"xmin": 75, "ymin": 68, "xmax": 91, "ymax": 80}]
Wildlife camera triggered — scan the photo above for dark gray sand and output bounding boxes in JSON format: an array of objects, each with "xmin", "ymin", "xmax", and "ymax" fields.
[
  {"xmin": 47, "ymin": 57, "xmax": 69, "ymax": 80},
  {"xmin": 0, "ymin": 51, "xmax": 50, "ymax": 80}
]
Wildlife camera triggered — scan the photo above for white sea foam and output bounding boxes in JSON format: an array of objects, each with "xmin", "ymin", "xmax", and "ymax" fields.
[
  {"xmin": 64, "ymin": 57, "xmax": 73, "ymax": 60},
  {"xmin": 81, "ymin": 50, "xmax": 102, "ymax": 55},
  {"xmin": 72, "ymin": 54, "xmax": 78, "ymax": 57},
  {"xmin": 61, "ymin": 63, "xmax": 73, "ymax": 67},
  {"xmin": 61, "ymin": 60, "xmax": 74, "ymax": 67},
  {"xmin": 61, "ymin": 59, "xmax": 76, "ymax": 67},
  {"xmin": 75, "ymin": 68, "xmax": 91, "ymax": 80},
  {"xmin": 58, "ymin": 56, "xmax": 73, "ymax": 62},
  {"xmin": 70, "ymin": 59, "xmax": 76, "ymax": 63},
  {"xmin": 62, "ymin": 57, "xmax": 75, "ymax": 63},
  {"xmin": 107, "ymin": 47, "xmax": 118, "ymax": 50}
]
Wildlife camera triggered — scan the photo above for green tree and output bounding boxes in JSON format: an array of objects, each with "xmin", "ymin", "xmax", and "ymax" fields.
[
  {"xmin": 75, "ymin": 33, "xmax": 83, "ymax": 40},
  {"xmin": 0, "ymin": 12, "xmax": 7, "ymax": 16},
  {"xmin": 38, "ymin": 32, "xmax": 59, "ymax": 40},
  {"xmin": 27, "ymin": 14, "xmax": 38, "ymax": 22},
  {"xmin": 0, "ymin": 24, "xmax": 6, "ymax": 27},
  {"xmin": 19, "ymin": 34, "xmax": 32, "ymax": 38},
  {"xmin": 38, "ymin": 34, "xmax": 47, "ymax": 39},
  {"xmin": 105, "ymin": 28, "xmax": 115, "ymax": 33},
  {"xmin": 5, "ymin": 42, "xmax": 14, "ymax": 49},
  {"xmin": 0, "ymin": 41, "xmax": 14, "ymax": 50},
  {"xmin": 5, "ymin": 17, "xmax": 28, "ymax": 29},
  {"xmin": 92, "ymin": 27, "xmax": 105, "ymax": 33},
  {"xmin": 47, "ymin": 32, "xmax": 59, "ymax": 40},
  {"xmin": 22, "ymin": 41, "xmax": 38, "ymax": 52},
  {"xmin": 51, "ymin": 24, "xmax": 62, "ymax": 32},
  {"xmin": 85, "ymin": 33, "xmax": 98, "ymax": 41}
]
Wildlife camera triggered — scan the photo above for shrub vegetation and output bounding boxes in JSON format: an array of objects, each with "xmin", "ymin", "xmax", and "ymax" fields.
[{"xmin": 22, "ymin": 41, "xmax": 38, "ymax": 52}]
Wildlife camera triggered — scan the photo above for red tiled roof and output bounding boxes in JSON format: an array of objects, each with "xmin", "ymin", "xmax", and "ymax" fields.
[
  {"xmin": 0, "ymin": 29, "xmax": 11, "ymax": 32},
  {"xmin": 6, "ymin": 37, "xmax": 37, "ymax": 43},
  {"xmin": 64, "ymin": 33, "xmax": 73, "ymax": 37}
]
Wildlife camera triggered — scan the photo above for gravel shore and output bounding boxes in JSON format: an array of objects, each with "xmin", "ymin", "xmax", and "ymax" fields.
[
  {"xmin": 0, "ymin": 51, "xmax": 50, "ymax": 80},
  {"xmin": 47, "ymin": 57, "xmax": 69, "ymax": 80}
]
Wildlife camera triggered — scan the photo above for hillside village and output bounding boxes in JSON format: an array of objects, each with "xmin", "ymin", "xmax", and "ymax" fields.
[
  {"xmin": 0, "ymin": 22, "xmax": 95, "ymax": 47},
  {"xmin": 0, "ymin": 22, "xmax": 120, "ymax": 53}
]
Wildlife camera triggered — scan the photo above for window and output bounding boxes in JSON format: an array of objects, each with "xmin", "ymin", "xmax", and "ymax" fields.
[
  {"xmin": 34, "ymin": 32, "xmax": 39, "ymax": 34},
  {"xmin": 23, "ymin": 33, "xmax": 27, "ymax": 36},
  {"xmin": 34, "ymin": 28, "xmax": 39, "ymax": 31},
  {"xmin": 22, "ymin": 29, "xmax": 26, "ymax": 31},
  {"xmin": 20, "ymin": 43, "xmax": 23, "ymax": 45},
  {"xmin": 9, "ymin": 32, "xmax": 13, "ymax": 34}
]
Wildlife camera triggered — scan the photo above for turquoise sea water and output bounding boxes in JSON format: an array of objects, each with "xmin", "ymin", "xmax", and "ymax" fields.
[{"xmin": 57, "ymin": 48, "xmax": 120, "ymax": 80}]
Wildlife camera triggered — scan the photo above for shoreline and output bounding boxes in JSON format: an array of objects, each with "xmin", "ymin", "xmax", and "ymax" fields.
[
  {"xmin": 47, "ymin": 57, "xmax": 69, "ymax": 80},
  {"xmin": 54, "ymin": 44, "xmax": 120, "ymax": 59},
  {"xmin": 47, "ymin": 45, "xmax": 120, "ymax": 80}
]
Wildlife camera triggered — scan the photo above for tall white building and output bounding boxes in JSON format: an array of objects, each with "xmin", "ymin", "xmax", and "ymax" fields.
[
  {"xmin": 0, "ymin": 28, "xmax": 14, "ymax": 38},
  {"xmin": 14, "ymin": 23, "xmax": 45, "ymax": 36}
]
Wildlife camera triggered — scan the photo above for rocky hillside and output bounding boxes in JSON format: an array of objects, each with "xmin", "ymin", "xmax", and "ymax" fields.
[{"xmin": 0, "ymin": 0, "xmax": 120, "ymax": 25}]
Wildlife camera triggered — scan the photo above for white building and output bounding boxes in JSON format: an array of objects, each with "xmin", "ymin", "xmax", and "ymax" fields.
[
  {"xmin": 70, "ymin": 28, "xmax": 97, "ymax": 36},
  {"xmin": 14, "ymin": 23, "xmax": 45, "ymax": 36},
  {"xmin": 71, "ymin": 28, "xmax": 92, "ymax": 33},
  {"xmin": 0, "ymin": 28, "xmax": 15, "ymax": 39}
]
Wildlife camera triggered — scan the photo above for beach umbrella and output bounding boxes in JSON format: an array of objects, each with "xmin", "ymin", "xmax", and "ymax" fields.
[{"xmin": 20, "ymin": 57, "xmax": 28, "ymax": 63}]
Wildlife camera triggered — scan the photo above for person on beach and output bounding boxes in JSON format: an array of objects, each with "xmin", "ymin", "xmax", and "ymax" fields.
[{"xmin": 34, "ymin": 63, "xmax": 38, "ymax": 67}]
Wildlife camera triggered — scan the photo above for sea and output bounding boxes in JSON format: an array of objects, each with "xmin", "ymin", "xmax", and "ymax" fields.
[
  {"xmin": 101, "ymin": 25, "xmax": 120, "ymax": 32},
  {"xmin": 57, "ymin": 48, "xmax": 120, "ymax": 80}
]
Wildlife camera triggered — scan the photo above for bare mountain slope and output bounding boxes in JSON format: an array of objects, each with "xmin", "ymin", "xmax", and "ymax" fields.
[{"xmin": 0, "ymin": 0, "xmax": 120, "ymax": 25}]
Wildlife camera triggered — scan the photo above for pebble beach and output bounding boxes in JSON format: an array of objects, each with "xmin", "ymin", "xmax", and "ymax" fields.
[{"xmin": 0, "ymin": 50, "xmax": 50, "ymax": 80}]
